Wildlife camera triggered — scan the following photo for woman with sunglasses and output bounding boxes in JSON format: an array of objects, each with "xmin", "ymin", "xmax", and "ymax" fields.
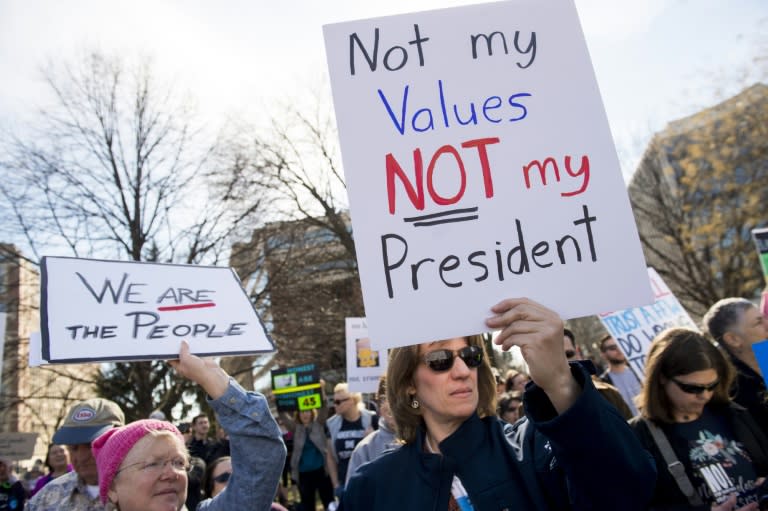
[
  {"xmin": 92, "ymin": 341, "xmax": 286, "ymax": 511},
  {"xmin": 340, "ymin": 297, "xmax": 655, "ymax": 511},
  {"xmin": 630, "ymin": 328, "xmax": 768, "ymax": 511},
  {"xmin": 203, "ymin": 456, "xmax": 232, "ymax": 499}
]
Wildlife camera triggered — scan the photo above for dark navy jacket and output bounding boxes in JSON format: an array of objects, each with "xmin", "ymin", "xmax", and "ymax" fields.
[{"xmin": 340, "ymin": 365, "xmax": 656, "ymax": 511}]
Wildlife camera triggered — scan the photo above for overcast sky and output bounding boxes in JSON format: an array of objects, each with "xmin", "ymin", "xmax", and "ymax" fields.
[{"xmin": 1, "ymin": 0, "xmax": 765, "ymax": 179}]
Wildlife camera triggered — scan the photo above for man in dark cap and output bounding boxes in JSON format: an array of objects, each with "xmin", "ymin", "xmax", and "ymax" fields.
[{"xmin": 27, "ymin": 398, "xmax": 124, "ymax": 511}]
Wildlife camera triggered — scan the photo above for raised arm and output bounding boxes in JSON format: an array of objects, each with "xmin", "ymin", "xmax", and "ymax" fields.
[
  {"xmin": 485, "ymin": 297, "xmax": 580, "ymax": 413},
  {"xmin": 172, "ymin": 342, "xmax": 287, "ymax": 511}
]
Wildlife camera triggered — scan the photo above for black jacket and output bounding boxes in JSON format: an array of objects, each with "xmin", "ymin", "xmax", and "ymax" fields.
[
  {"xmin": 630, "ymin": 403, "xmax": 768, "ymax": 511},
  {"xmin": 341, "ymin": 364, "xmax": 656, "ymax": 511},
  {"xmin": 728, "ymin": 354, "xmax": 768, "ymax": 432}
]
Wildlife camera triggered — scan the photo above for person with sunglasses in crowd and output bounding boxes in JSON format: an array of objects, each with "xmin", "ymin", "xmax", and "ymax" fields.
[
  {"xmin": 630, "ymin": 328, "xmax": 768, "ymax": 511},
  {"xmin": 325, "ymin": 383, "xmax": 376, "ymax": 496},
  {"xmin": 202, "ymin": 456, "xmax": 232, "ymax": 500},
  {"xmin": 496, "ymin": 390, "xmax": 524, "ymax": 424},
  {"xmin": 91, "ymin": 341, "xmax": 286, "ymax": 511},
  {"xmin": 340, "ymin": 297, "xmax": 656, "ymax": 511}
]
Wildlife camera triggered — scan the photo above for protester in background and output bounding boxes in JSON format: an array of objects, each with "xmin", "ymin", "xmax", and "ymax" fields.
[
  {"xmin": 177, "ymin": 422, "xmax": 192, "ymax": 444},
  {"xmin": 504, "ymin": 368, "xmax": 529, "ymax": 392},
  {"xmin": 564, "ymin": 328, "xmax": 633, "ymax": 420},
  {"xmin": 30, "ymin": 444, "xmax": 73, "ymax": 497},
  {"xmin": 345, "ymin": 376, "xmax": 399, "ymax": 485},
  {"xmin": 202, "ymin": 455, "xmax": 289, "ymax": 511},
  {"xmin": 186, "ymin": 456, "xmax": 206, "ymax": 511},
  {"xmin": 187, "ymin": 413, "xmax": 215, "ymax": 464},
  {"xmin": 148, "ymin": 410, "xmax": 167, "ymax": 421},
  {"xmin": 599, "ymin": 334, "xmax": 641, "ymax": 416},
  {"xmin": 630, "ymin": 328, "xmax": 768, "ymax": 510},
  {"xmin": 325, "ymin": 383, "xmax": 375, "ymax": 494},
  {"xmin": 27, "ymin": 398, "xmax": 125, "ymax": 511},
  {"xmin": 0, "ymin": 456, "xmax": 25, "ymax": 511},
  {"xmin": 202, "ymin": 456, "xmax": 232, "ymax": 499},
  {"xmin": 92, "ymin": 341, "xmax": 286, "ymax": 511},
  {"xmin": 491, "ymin": 367, "xmax": 505, "ymax": 396},
  {"xmin": 702, "ymin": 297, "xmax": 768, "ymax": 431},
  {"xmin": 275, "ymin": 416, "xmax": 294, "ymax": 508},
  {"xmin": 283, "ymin": 406, "xmax": 334, "ymax": 511},
  {"xmin": 497, "ymin": 390, "xmax": 524, "ymax": 423},
  {"xmin": 341, "ymin": 297, "xmax": 656, "ymax": 511},
  {"xmin": 22, "ymin": 459, "xmax": 45, "ymax": 496}
]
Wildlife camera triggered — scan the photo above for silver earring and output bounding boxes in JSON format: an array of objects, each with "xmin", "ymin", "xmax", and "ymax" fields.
[{"xmin": 410, "ymin": 398, "xmax": 419, "ymax": 409}]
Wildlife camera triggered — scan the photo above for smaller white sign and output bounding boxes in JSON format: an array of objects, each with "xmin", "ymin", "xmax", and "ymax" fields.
[
  {"xmin": 41, "ymin": 257, "xmax": 274, "ymax": 363},
  {"xmin": 0, "ymin": 432, "xmax": 38, "ymax": 461},
  {"xmin": 598, "ymin": 267, "xmax": 698, "ymax": 378},
  {"xmin": 345, "ymin": 317, "xmax": 388, "ymax": 393}
]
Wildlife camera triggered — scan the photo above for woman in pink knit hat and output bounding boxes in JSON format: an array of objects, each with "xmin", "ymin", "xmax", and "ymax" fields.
[{"xmin": 93, "ymin": 341, "xmax": 286, "ymax": 511}]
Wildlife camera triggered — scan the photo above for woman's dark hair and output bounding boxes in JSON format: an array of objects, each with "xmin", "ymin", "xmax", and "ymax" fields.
[
  {"xmin": 387, "ymin": 335, "xmax": 496, "ymax": 444},
  {"xmin": 497, "ymin": 391, "xmax": 524, "ymax": 418},
  {"xmin": 637, "ymin": 328, "xmax": 735, "ymax": 423},
  {"xmin": 202, "ymin": 456, "xmax": 231, "ymax": 499}
]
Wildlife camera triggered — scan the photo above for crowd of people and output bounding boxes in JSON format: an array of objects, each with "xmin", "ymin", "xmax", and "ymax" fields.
[{"xmin": 2, "ymin": 294, "xmax": 766, "ymax": 511}]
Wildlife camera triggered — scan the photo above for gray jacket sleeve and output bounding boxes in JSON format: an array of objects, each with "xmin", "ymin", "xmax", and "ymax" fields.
[{"xmin": 196, "ymin": 379, "xmax": 287, "ymax": 511}]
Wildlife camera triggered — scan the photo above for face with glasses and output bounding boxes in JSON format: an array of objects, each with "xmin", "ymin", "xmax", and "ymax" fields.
[
  {"xmin": 108, "ymin": 433, "xmax": 188, "ymax": 511},
  {"xmin": 210, "ymin": 457, "xmax": 232, "ymax": 498},
  {"xmin": 662, "ymin": 369, "xmax": 719, "ymax": 421},
  {"xmin": 409, "ymin": 338, "xmax": 482, "ymax": 438}
]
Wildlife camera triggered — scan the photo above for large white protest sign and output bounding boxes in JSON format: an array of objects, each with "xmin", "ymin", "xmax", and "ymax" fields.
[
  {"xmin": 345, "ymin": 317, "xmax": 387, "ymax": 393},
  {"xmin": 41, "ymin": 256, "xmax": 274, "ymax": 363},
  {"xmin": 324, "ymin": 0, "xmax": 652, "ymax": 347},
  {"xmin": 599, "ymin": 267, "xmax": 698, "ymax": 378}
]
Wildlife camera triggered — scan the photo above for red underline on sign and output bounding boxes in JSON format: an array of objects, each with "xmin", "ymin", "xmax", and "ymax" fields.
[{"xmin": 157, "ymin": 303, "xmax": 217, "ymax": 312}]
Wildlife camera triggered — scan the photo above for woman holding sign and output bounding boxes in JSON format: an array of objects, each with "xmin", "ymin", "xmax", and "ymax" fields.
[
  {"xmin": 340, "ymin": 297, "xmax": 655, "ymax": 511},
  {"xmin": 631, "ymin": 328, "xmax": 768, "ymax": 511},
  {"xmin": 91, "ymin": 341, "xmax": 286, "ymax": 511}
]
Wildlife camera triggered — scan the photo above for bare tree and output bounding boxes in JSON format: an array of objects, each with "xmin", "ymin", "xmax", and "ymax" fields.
[
  {"xmin": 0, "ymin": 51, "xmax": 269, "ymax": 420},
  {"xmin": 628, "ymin": 84, "xmax": 768, "ymax": 318}
]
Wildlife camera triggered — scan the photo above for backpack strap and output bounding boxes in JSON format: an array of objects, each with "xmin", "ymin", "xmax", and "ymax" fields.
[{"xmin": 643, "ymin": 418, "xmax": 704, "ymax": 507}]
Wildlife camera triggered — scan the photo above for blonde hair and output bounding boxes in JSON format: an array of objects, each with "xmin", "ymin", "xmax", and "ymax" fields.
[{"xmin": 333, "ymin": 382, "xmax": 362, "ymax": 405}]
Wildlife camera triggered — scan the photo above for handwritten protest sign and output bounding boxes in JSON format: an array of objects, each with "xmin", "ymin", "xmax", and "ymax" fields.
[
  {"xmin": 324, "ymin": 0, "xmax": 652, "ymax": 347},
  {"xmin": 599, "ymin": 267, "xmax": 698, "ymax": 378},
  {"xmin": 751, "ymin": 227, "xmax": 768, "ymax": 283},
  {"xmin": 271, "ymin": 364, "xmax": 322, "ymax": 412},
  {"xmin": 345, "ymin": 317, "xmax": 388, "ymax": 393},
  {"xmin": 0, "ymin": 432, "xmax": 38, "ymax": 461},
  {"xmin": 40, "ymin": 256, "xmax": 274, "ymax": 363}
]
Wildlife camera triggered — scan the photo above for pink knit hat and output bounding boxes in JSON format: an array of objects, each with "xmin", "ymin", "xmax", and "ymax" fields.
[{"xmin": 92, "ymin": 419, "xmax": 184, "ymax": 503}]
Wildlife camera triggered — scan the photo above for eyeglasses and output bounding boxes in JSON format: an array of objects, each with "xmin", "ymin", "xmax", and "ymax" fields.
[
  {"xmin": 213, "ymin": 471, "xmax": 231, "ymax": 484},
  {"xmin": 333, "ymin": 398, "xmax": 350, "ymax": 406},
  {"xmin": 116, "ymin": 457, "xmax": 190, "ymax": 478},
  {"xmin": 602, "ymin": 345, "xmax": 619, "ymax": 352},
  {"xmin": 671, "ymin": 378, "xmax": 720, "ymax": 395},
  {"xmin": 421, "ymin": 345, "xmax": 483, "ymax": 372}
]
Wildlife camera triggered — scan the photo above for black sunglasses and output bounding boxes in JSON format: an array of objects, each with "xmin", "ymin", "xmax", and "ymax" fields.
[
  {"xmin": 671, "ymin": 378, "xmax": 719, "ymax": 395},
  {"xmin": 213, "ymin": 471, "xmax": 231, "ymax": 484},
  {"xmin": 421, "ymin": 345, "xmax": 483, "ymax": 372}
]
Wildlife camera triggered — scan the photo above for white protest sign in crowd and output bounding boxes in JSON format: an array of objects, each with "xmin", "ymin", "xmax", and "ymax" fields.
[
  {"xmin": 40, "ymin": 256, "xmax": 273, "ymax": 364},
  {"xmin": 324, "ymin": 0, "xmax": 652, "ymax": 348},
  {"xmin": 599, "ymin": 267, "xmax": 699, "ymax": 378},
  {"xmin": 345, "ymin": 317, "xmax": 388, "ymax": 393}
]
